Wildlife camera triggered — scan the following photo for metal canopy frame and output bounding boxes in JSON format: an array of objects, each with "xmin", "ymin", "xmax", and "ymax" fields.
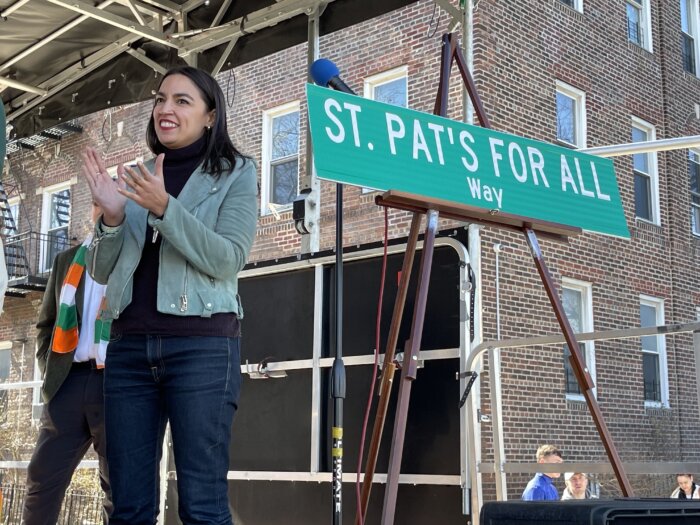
[{"xmin": 0, "ymin": 0, "xmax": 421, "ymax": 139}]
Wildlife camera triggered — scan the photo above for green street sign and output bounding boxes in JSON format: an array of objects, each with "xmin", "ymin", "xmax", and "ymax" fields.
[{"xmin": 306, "ymin": 84, "xmax": 630, "ymax": 239}]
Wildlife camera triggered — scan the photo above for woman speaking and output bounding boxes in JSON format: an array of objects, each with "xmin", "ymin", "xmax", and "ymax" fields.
[{"xmin": 82, "ymin": 65, "xmax": 257, "ymax": 525}]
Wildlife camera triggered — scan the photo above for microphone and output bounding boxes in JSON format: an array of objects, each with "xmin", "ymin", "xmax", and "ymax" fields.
[{"xmin": 309, "ymin": 59, "xmax": 356, "ymax": 95}]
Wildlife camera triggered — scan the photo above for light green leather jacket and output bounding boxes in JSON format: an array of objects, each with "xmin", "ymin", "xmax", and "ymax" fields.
[{"xmin": 86, "ymin": 157, "xmax": 257, "ymax": 320}]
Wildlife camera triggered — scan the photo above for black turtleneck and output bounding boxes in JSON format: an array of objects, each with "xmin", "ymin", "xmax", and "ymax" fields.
[{"xmin": 112, "ymin": 136, "xmax": 240, "ymax": 337}]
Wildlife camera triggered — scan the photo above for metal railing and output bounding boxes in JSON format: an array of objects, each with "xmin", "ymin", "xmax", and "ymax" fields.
[
  {"xmin": 3, "ymin": 231, "xmax": 71, "ymax": 291},
  {"xmin": 0, "ymin": 483, "xmax": 103, "ymax": 524}
]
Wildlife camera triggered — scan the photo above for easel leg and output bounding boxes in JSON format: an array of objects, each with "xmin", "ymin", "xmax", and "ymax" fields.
[
  {"xmin": 523, "ymin": 227, "xmax": 634, "ymax": 496},
  {"xmin": 381, "ymin": 210, "xmax": 440, "ymax": 524},
  {"xmin": 357, "ymin": 213, "xmax": 422, "ymax": 524}
]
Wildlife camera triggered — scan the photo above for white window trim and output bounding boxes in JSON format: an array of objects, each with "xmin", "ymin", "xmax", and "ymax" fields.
[
  {"xmin": 39, "ymin": 180, "xmax": 72, "ymax": 273},
  {"xmin": 363, "ymin": 65, "xmax": 409, "ymax": 103},
  {"xmin": 690, "ymin": 149, "xmax": 700, "ymax": 236},
  {"xmin": 555, "ymin": 80, "xmax": 587, "ymax": 148},
  {"xmin": 681, "ymin": 0, "xmax": 700, "ymax": 76},
  {"xmin": 0, "ymin": 340, "xmax": 11, "ymax": 381},
  {"xmin": 627, "ymin": 0, "xmax": 653, "ymax": 52},
  {"xmin": 640, "ymin": 295, "xmax": 669, "ymax": 408},
  {"xmin": 40, "ymin": 180, "xmax": 72, "ymax": 234},
  {"xmin": 0, "ymin": 341, "xmax": 11, "ymax": 424},
  {"xmin": 106, "ymin": 157, "xmax": 143, "ymax": 180},
  {"xmin": 362, "ymin": 66, "xmax": 408, "ymax": 193},
  {"xmin": 6, "ymin": 196, "xmax": 21, "ymax": 235},
  {"xmin": 696, "ymin": 307, "xmax": 700, "ymax": 410},
  {"xmin": 681, "ymin": 0, "xmax": 700, "ymax": 77},
  {"xmin": 631, "ymin": 116, "xmax": 660, "ymax": 225},
  {"xmin": 562, "ymin": 277, "xmax": 596, "ymax": 401},
  {"xmin": 560, "ymin": 0, "xmax": 583, "ymax": 12},
  {"xmin": 261, "ymin": 101, "xmax": 300, "ymax": 216}
]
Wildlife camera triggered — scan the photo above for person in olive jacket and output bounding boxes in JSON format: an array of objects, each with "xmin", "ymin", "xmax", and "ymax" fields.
[{"xmin": 22, "ymin": 202, "xmax": 111, "ymax": 525}]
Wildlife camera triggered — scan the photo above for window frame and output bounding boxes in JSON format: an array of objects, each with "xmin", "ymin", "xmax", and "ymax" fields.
[
  {"xmin": 3, "ymin": 196, "xmax": 21, "ymax": 236},
  {"xmin": 363, "ymin": 66, "xmax": 409, "ymax": 107},
  {"xmin": 631, "ymin": 116, "xmax": 660, "ymax": 225},
  {"xmin": 555, "ymin": 81, "xmax": 587, "ymax": 148},
  {"xmin": 361, "ymin": 66, "xmax": 408, "ymax": 193},
  {"xmin": 39, "ymin": 180, "xmax": 72, "ymax": 273},
  {"xmin": 681, "ymin": 0, "xmax": 700, "ymax": 75},
  {"xmin": 260, "ymin": 101, "xmax": 301, "ymax": 217},
  {"xmin": 559, "ymin": 0, "xmax": 583, "ymax": 12},
  {"xmin": 0, "ymin": 341, "xmax": 11, "ymax": 423},
  {"xmin": 626, "ymin": 0, "xmax": 653, "ymax": 52},
  {"xmin": 562, "ymin": 278, "xmax": 596, "ymax": 401},
  {"xmin": 690, "ymin": 149, "xmax": 700, "ymax": 236},
  {"xmin": 640, "ymin": 295, "xmax": 669, "ymax": 408}
]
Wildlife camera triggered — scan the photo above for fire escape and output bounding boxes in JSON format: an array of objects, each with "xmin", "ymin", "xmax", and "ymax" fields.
[{"xmin": 1, "ymin": 121, "xmax": 81, "ymax": 297}]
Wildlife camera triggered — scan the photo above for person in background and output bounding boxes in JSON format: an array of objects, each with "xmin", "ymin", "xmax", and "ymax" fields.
[
  {"xmin": 562, "ymin": 472, "xmax": 597, "ymax": 500},
  {"xmin": 670, "ymin": 473, "xmax": 700, "ymax": 499},
  {"xmin": 522, "ymin": 444, "xmax": 563, "ymax": 501},
  {"xmin": 82, "ymin": 65, "xmax": 257, "ymax": 525},
  {"xmin": 22, "ymin": 202, "xmax": 111, "ymax": 525}
]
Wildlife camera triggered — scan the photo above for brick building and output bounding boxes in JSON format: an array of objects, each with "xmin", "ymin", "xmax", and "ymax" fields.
[{"xmin": 1, "ymin": 0, "xmax": 700, "ymax": 522}]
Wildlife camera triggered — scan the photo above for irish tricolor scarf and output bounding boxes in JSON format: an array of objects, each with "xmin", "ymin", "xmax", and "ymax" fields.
[{"xmin": 50, "ymin": 237, "xmax": 111, "ymax": 367}]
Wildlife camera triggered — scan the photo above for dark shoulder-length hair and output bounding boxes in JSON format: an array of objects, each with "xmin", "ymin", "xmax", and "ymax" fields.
[{"xmin": 146, "ymin": 66, "xmax": 245, "ymax": 175}]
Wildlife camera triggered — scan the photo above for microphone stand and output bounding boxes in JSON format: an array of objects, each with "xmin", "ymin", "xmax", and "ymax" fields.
[
  {"xmin": 309, "ymin": 63, "xmax": 354, "ymax": 524},
  {"xmin": 331, "ymin": 180, "xmax": 346, "ymax": 525}
]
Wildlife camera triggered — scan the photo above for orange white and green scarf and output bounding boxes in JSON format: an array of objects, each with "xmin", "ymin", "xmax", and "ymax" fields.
[{"xmin": 50, "ymin": 237, "xmax": 111, "ymax": 367}]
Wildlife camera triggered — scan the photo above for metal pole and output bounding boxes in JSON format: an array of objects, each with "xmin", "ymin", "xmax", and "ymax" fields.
[
  {"xmin": 489, "ymin": 244, "xmax": 507, "ymax": 500},
  {"xmin": 381, "ymin": 209, "xmax": 439, "ymax": 524},
  {"xmin": 331, "ymin": 181, "xmax": 346, "ymax": 525},
  {"xmin": 356, "ymin": 213, "xmax": 422, "ymax": 524},
  {"xmin": 523, "ymin": 227, "xmax": 634, "ymax": 497},
  {"xmin": 302, "ymin": 7, "xmax": 321, "ymax": 254},
  {"xmin": 581, "ymin": 135, "xmax": 700, "ymax": 157}
]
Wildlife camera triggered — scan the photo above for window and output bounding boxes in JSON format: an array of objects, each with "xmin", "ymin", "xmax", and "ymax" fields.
[
  {"xmin": 2, "ymin": 196, "xmax": 20, "ymax": 236},
  {"xmin": 556, "ymin": 81, "xmax": 586, "ymax": 148},
  {"xmin": 562, "ymin": 279, "xmax": 595, "ymax": 398},
  {"xmin": 261, "ymin": 102, "xmax": 300, "ymax": 216},
  {"xmin": 364, "ymin": 66, "xmax": 408, "ymax": 108},
  {"xmin": 627, "ymin": 0, "xmax": 652, "ymax": 51},
  {"xmin": 559, "ymin": 0, "xmax": 583, "ymax": 11},
  {"xmin": 362, "ymin": 67, "xmax": 408, "ymax": 193},
  {"xmin": 0, "ymin": 342, "xmax": 10, "ymax": 422},
  {"xmin": 696, "ymin": 308, "xmax": 700, "ymax": 378},
  {"xmin": 690, "ymin": 150, "xmax": 700, "ymax": 235},
  {"xmin": 40, "ymin": 182, "xmax": 71, "ymax": 272},
  {"xmin": 631, "ymin": 118, "xmax": 659, "ymax": 224},
  {"xmin": 0, "ymin": 345, "xmax": 9, "ymax": 383},
  {"xmin": 681, "ymin": 0, "xmax": 699, "ymax": 74},
  {"xmin": 640, "ymin": 296, "xmax": 668, "ymax": 407}
]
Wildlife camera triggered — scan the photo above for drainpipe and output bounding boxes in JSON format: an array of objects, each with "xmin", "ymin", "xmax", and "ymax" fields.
[
  {"xmin": 462, "ymin": 0, "xmax": 474, "ymax": 125},
  {"xmin": 466, "ymin": 223, "xmax": 483, "ymax": 523},
  {"xmin": 489, "ymin": 244, "xmax": 507, "ymax": 500}
]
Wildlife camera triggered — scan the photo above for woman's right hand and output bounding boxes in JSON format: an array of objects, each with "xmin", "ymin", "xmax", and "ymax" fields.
[{"xmin": 81, "ymin": 147, "xmax": 127, "ymax": 226}]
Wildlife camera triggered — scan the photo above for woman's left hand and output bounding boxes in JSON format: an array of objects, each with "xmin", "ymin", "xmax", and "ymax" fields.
[{"xmin": 119, "ymin": 154, "xmax": 170, "ymax": 217}]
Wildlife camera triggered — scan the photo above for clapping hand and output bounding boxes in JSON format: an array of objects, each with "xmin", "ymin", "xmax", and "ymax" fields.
[
  {"xmin": 81, "ymin": 147, "xmax": 127, "ymax": 226},
  {"xmin": 118, "ymin": 154, "xmax": 169, "ymax": 218}
]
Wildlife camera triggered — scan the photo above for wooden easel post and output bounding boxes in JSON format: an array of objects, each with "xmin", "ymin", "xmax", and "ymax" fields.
[
  {"xmin": 357, "ymin": 32, "xmax": 633, "ymax": 525},
  {"xmin": 355, "ymin": 33, "xmax": 470, "ymax": 525}
]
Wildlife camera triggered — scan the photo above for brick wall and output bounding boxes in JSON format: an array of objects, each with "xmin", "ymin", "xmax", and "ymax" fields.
[{"xmin": 1, "ymin": 0, "xmax": 699, "ymax": 503}]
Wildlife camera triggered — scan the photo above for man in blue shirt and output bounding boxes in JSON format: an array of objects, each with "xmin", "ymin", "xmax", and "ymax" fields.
[{"xmin": 522, "ymin": 444, "xmax": 563, "ymax": 500}]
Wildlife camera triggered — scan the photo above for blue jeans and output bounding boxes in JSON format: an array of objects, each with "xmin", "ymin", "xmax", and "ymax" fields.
[{"xmin": 104, "ymin": 335, "xmax": 241, "ymax": 525}]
